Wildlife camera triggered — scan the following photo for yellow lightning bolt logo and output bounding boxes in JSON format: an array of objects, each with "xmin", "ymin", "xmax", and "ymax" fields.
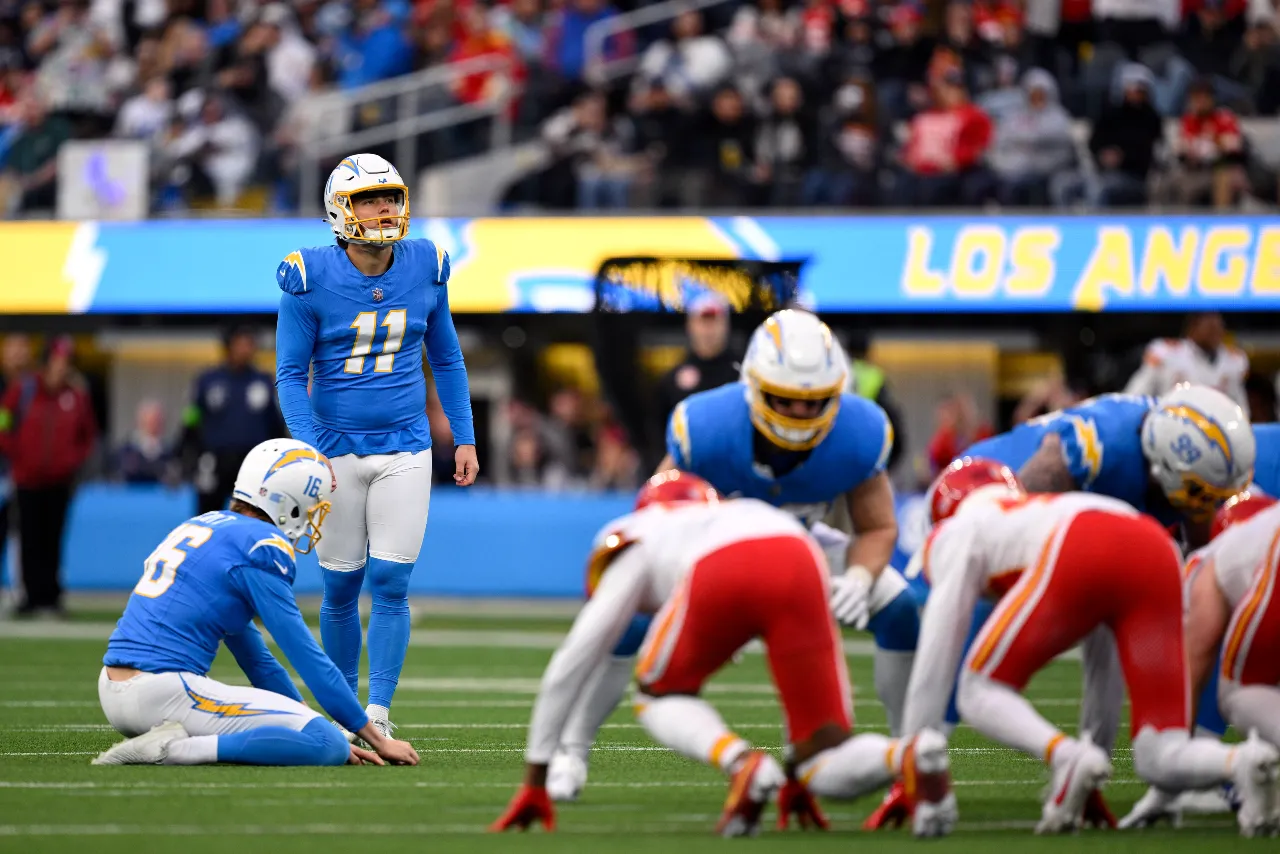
[
  {"xmin": 267, "ymin": 448, "xmax": 323, "ymax": 477},
  {"xmin": 282, "ymin": 251, "xmax": 307, "ymax": 290},
  {"xmin": 182, "ymin": 679, "xmax": 289, "ymax": 718},
  {"xmin": 1069, "ymin": 416, "xmax": 1103, "ymax": 486},
  {"xmin": 250, "ymin": 534, "xmax": 297, "ymax": 562}
]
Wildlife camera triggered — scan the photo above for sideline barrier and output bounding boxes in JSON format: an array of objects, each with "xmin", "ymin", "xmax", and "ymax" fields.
[
  {"xmin": 50, "ymin": 485, "xmax": 927, "ymax": 598},
  {"xmin": 3, "ymin": 216, "xmax": 1278, "ymax": 315}
]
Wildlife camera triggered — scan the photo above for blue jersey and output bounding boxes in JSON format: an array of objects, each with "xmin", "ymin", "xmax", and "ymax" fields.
[
  {"xmin": 964, "ymin": 393, "xmax": 1169, "ymax": 522},
  {"xmin": 1254, "ymin": 423, "xmax": 1280, "ymax": 497},
  {"xmin": 275, "ymin": 239, "xmax": 474, "ymax": 459},
  {"xmin": 105, "ymin": 511, "xmax": 367, "ymax": 732},
  {"xmin": 666, "ymin": 383, "xmax": 892, "ymax": 527}
]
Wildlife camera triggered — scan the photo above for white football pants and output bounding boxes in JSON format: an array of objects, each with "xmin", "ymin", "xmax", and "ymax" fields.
[
  {"xmin": 98, "ymin": 669, "xmax": 321, "ymax": 738},
  {"xmin": 317, "ymin": 451, "xmax": 433, "ymax": 570}
]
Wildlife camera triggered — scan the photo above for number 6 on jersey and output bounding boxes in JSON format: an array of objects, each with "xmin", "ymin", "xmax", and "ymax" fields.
[
  {"xmin": 134, "ymin": 523, "xmax": 213, "ymax": 598},
  {"xmin": 346, "ymin": 309, "xmax": 407, "ymax": 375}
]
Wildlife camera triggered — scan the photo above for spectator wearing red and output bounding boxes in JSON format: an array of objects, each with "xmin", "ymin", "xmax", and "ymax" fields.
[
  {"xmin": 894, "ymin": 66, "xmax": 994, "ymax": 207},
  {"xmin": 0, "ymin": 337, "xmax": 97, "ymax": 617},
  {"xmin": 926, "ymin": 393, "xmax": 993, "ymax": 476},
  {"xmin": 1163, "ymin": 77, "xmax": 1247, "ymax": 208},
  {"xmin": 448, "ymin": 2, "xmax": 526, "ymax": 116}
]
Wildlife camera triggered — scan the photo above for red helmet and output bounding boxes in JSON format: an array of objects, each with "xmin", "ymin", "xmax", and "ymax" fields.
[
  {"xmin": 927, "ymin": 456, "xmax": 1024, "ymax": 526},
  {"xmin": 635, "ymin": 470, "xmax": 720, "ymax": 511},
  {"xmin": 1211, "ymin": 490, "xmax": 1276, "ymax": 540}
]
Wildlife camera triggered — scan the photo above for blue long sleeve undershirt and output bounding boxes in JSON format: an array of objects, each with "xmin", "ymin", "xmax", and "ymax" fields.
[
  {"xmin": 275, "ymin": 292, "xmax": 320, "ymax": 447},
  {"xmin": 223, "ymin": 622, "xmax": 305, "ymax": 703},
  {"xmin": 425, "ymin": 283, "xmax": 475, "ymax": 446},
  {"xmin": 232, "ymin": 566, "xmax": 368, "ymax": 733}
]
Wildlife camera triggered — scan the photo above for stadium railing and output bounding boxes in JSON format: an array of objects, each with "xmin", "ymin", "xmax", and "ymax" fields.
[{"xmin": 295, "ymin": 53, "xmax": 524, "ymax": 218}]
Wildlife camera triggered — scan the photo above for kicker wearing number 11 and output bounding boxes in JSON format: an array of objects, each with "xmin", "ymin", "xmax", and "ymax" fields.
[{"xmin": 274, "ymin": 152, "xmax": 478, "ymax": 743}]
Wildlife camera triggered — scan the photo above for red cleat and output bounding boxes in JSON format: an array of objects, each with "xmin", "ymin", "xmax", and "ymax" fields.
[
  {"xmin": 863, "ymin": 780, "xmax": 912, "ymax": 830},
  {"xmin": 490, "ymin": 784, "xmax": 556, "ymax": 832},
  {"xmin": 776, "ymin": 779, "xmax": 830, "ymax": 831},
  {"xmin": 716, "ymin": 750, "xmax": 783, "ymax": 837},
  {"xmin": 1083, "ymin": 789, "xmax": 1117, "ymax": 829}
]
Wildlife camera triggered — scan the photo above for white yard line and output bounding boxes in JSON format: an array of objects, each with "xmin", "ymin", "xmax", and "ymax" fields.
[
  {"xmin": 0, "ymin": 622, "xmax": 1087, "ymax": 661},
  {"xmin": 0, "ymin": 746, "xmax": 1131, "ymax": 757},
  {"xmin": 0, "ymin": 778, "xmax": 1146, "ymax": 791}
]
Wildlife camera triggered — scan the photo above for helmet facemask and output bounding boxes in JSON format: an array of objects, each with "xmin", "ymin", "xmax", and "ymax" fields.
[
  {"xmin": 1157, "ymin": 467, "xmax": 1246, "ymax": 522},
  {"xmin": 289, "ymin": 498, "xmax": 331, "ymax": 555},
  {"xmin": 331, "ymin": 186, "xmax": 410, "ymax": 244},
  {"xmin": 746, "ymin": 370, "xmax": 843, "ymax": 451}
]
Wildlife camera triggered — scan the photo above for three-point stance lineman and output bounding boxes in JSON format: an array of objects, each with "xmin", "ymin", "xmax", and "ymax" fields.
[
  {"xmin": 275, "ymin": 153, "xmax": 478, "ymax": 739},
  {"xmin": 95, "ymin": 439, "xmax": 419, "ymax": 768}
]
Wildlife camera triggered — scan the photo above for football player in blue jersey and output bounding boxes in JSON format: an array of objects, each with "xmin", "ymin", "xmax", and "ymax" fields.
[
  {"xmin": 965, "ymin": 384, "xmax": 1254, "ymax": 533},
  {"xmin": 275, "ymin": 152, "xmax": 477, "ymax": 741},
  {"xmin": 94, "ymin": 439, "xmax": 419, "ymax": 768},
  {"xmin": 546, "ymin": 309, "xmax": 916, "ymax": 801}
]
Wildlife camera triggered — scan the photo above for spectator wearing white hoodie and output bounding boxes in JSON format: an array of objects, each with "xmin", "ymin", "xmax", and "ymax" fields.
[
  {"xmin": 258, "ymin": 3, "xmax": 317, "ymax": 105},
  {"xmin": 633, "ymin": 9, "xmax": 732, "ymax": 106},
  {"xmin": 992, "ymin": 69, "xmax": 1076, "ymax": 206}
]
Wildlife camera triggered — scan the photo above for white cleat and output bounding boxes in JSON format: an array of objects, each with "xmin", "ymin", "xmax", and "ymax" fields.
[
  {"xmin": 92, "ymin": 721, "xmax": 189, "ymax": 766},
  {"xmin": 1037, "ymin": 734, "xmax": 1113, "ymax": 834},
  {"xmin": 1118, "ymin": 785, "xmax": 1182, "ymax": 829},
  {"xmin": 355, "ymin": 708, "xmax": 396, "ymax": 749},
  {"xmin": 547, "ymin": 750, "xmax": 589, "ymax": 803},
  {"xmin": 334, "ymin": 721, "xmax": 357, "ymax": 745},
  {"xmin": 1171, "ymin": 786, "xmax": 1233, "ymax": 815},
  {"xmin": 1234, "ymin": 730, "xmax": 1280, "ymax": 838},
  {"xmin": 909, "ymin": 728, "xmax": 958, "ymax": 838}
]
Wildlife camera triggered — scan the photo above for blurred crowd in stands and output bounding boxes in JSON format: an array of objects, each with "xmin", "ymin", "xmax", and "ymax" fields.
[{"xmin": 1, "ymin": 0, "xmax": 1280, "ymax": 214}]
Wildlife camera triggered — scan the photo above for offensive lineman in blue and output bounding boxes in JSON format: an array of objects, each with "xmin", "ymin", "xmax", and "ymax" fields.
[
  {"xmin": 95, "ymin": 439, "xmax": 419, "ymax": 767},
  {"xmin": 546, "ymin": 309, "xmax": 917, "ymax": 801},
  {"xmin": 275, "ymin": 153, "xmax": 477, "ymax": 740}
]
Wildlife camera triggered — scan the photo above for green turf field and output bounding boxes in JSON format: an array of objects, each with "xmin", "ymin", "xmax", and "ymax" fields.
[{"xmin": 0, "ymin": 613, "xmax": 1257, "ymax": 854}]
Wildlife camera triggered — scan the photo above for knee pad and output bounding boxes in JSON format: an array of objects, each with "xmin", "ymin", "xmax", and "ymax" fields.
[
  {"xmin": 613, "ymin": 614, "xmax": 652, "ymax": 657},
  {"xmin": 322, "ymin": 566, "xmax": 366, "ymax": 605},
  {"xmin": 868, "ymin": 589, "xmax": 919, "ymax": 652},
  {"xmin": 303, "ymin": 717, "xmax": 351, "ymax": 767},
  {"xmin": 367, "ymin": 556, "xmax": 412, "ymax": 601}
]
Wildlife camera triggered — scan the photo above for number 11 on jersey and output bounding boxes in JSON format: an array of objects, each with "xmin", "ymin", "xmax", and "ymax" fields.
[{"xmin": 346, "ymin": 309, "xmax": 407, "ymax": 375}]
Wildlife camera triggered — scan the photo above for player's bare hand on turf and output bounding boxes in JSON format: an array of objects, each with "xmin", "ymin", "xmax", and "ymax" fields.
[
  {"xmin": 347, "ymin": 744, "xmax": 385, "ymax": 766},
  {"xmin": 376, "ymin": 738, "xmax": 420, "ymax": 765},
  {"xmin": 454, "ymin": 444, "xmax": 479, "ymax": 486},
  {"xmin": 490, "ymin": 784, "xmax": 556, "ymax": 832}
]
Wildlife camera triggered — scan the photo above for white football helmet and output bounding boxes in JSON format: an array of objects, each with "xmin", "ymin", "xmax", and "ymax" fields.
[
  {"xmin": 323, "ymin": 152, "xmax": 410, "ymax": 245},
  {"xmin": 1141, "ymin": 384, "xmax": 1256, "ymax": 520},
  {"xmin": 231, "ymin": 439, "xmax": 333, "ymax": 554},
  {"xmin": 741, "ymin": 309, "xmax": 849, "ymax": 451}
]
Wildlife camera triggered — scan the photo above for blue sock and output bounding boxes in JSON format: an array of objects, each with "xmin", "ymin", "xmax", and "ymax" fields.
[
  {"xmin": 320, "ymin": 566, "xmax": 366, "ymax": 697},
  {"xmin": 868, "ymin": 589, "xmax": 921, "ymax": 652},
  {"xmin": 217, "ymin": 718, "xmax": 350, "ymax": 766},
  {"xmin": 945, "ymin": 598, "xmax": 996, "ymax": 726},
  {"xmin": 366, "ymin": 556, "xmax": 413, "ymax": 710},
  {"xmin": 612, "ymin": 613, "xmax": 653, "ymax": 657},
  {"xmin": 1194, "ymin": 650, "xmax": 1229, "ymax": 737}
]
